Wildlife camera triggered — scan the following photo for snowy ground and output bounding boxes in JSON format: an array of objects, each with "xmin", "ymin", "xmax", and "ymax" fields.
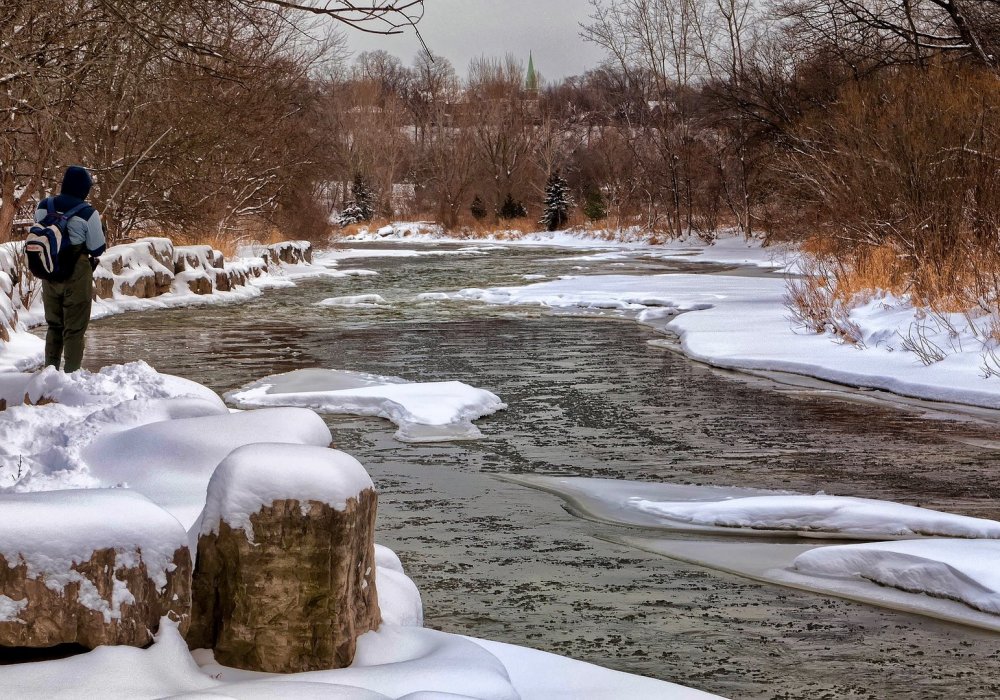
[{"xmin": 340, "ymin": 224, "xmax": 789, "ymax": 269}]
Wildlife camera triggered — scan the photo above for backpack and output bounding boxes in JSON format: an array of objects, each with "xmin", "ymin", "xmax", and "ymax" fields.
[{"xmin": 25, "ymin": 198, "xmax": 88, "ymax": 282}]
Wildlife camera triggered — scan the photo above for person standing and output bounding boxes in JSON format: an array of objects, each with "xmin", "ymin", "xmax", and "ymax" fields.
[{"xmin": 34, "ymin": 165, "xmax": 106, "ymax": 372}]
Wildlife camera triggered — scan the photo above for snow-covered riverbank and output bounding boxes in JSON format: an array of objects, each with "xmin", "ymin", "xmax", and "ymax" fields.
[{"xmin": 0, "ymin": 363, "xmax": 713, "ymax": 699}]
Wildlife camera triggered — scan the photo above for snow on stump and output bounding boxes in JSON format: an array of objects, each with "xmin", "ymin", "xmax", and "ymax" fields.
[
  {"xmin": 189, "ymin": 443, "xmax": 380, "ymax": 672},
  {"xmin": 0, "ymin": 490, "xmax": 191, "ymax": 650}
]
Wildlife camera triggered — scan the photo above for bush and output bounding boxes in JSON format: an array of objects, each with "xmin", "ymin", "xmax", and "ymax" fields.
[
  {"xmin": 470, "ymin": 195, "xmax": 487, "ymax": 220},
  {"xmin": 498, "ymin": 193, "xmax": 527, "ymax": 220},
  {"xmin": 582, "ymin": 190, "xmax": 606, "ymax": 221},
  {"xmin": 779, "ymin": 62, "xmax": 1000, "ymax": 305}
]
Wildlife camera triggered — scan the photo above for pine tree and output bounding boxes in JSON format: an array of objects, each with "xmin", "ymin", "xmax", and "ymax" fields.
[
  {"xmin": 336, "ymin": 173, "xmax": 376, "ymax": 227},
  {"xmin": 470, "ymin": 195, "xmax": 487, "ymax": 220},
  {"xmin": 583, "ymin": 189, "xmax": 607, "ymax": 221},
  {"xmin": 351, "ymin": 173, "xmax": 375, "ymax": 222},
  {"xmin": 539, "ymin": 172, "xmax": 574, "ymax": 231},
  {"xmin": 499, "ymin": 193, "xmax": 527, "ymax": 220}
]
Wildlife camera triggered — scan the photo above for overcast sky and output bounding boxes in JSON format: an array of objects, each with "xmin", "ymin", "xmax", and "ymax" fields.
[{"xmin": 343, "ymin": 0, "xmax": 608, "ymax": 81}]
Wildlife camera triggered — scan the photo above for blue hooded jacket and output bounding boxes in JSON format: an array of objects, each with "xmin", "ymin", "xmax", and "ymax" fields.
[{"xmin": 34, "ymin": 165, "xmax": 107, "ymax": 257}]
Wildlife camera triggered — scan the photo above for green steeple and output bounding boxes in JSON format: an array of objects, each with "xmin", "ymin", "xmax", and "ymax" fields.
[{"xmin": 526, "ymin": 52, "xmax": 538, "ymax": 92}]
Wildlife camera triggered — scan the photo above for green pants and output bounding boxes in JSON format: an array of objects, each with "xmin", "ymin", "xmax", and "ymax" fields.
[{"xmin": 42, "ymin": 255, "xmax": 93, "ymax": 372}]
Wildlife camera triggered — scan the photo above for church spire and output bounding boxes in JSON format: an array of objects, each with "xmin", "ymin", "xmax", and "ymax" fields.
[{"xmin": 526, "ymin": 52, "xmax": 538, "ymax": 92}]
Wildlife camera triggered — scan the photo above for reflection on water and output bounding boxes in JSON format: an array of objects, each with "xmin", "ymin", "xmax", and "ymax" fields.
[{"xmin": 82, "ymin": 245, "xmax": 1000, "ymax": 699}]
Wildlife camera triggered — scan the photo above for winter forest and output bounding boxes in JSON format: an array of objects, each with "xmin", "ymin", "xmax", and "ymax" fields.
[{"xmin": 5, "ymin": 1, "xmax": 1000, "ymax": 700}]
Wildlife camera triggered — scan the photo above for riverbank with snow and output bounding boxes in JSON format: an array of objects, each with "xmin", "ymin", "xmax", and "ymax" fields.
[
  {"xmin": 446, "ymin": 272, "xmax": 1000, "ymax": 411},
  {"xmin": 0, "ymin": 362, "xmax": 714, "ymax": 699}
]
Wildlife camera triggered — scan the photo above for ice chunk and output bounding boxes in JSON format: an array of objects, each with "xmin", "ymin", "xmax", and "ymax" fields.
[
  {"xmin": 794, "ymin": 540, "xmax": 1000, "ymax": 615},
  {"xmin": 226, "ymin": 369, "xmax": 505, "ymax": 443},
  {"xmin": 316, "ymin": 294, "xmax": 389, "ymax": 307}
]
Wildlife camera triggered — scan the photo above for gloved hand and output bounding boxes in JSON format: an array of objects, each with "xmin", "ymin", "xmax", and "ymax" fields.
[{"xmin": 89, "ymin": 257, "xmax": 100, "ymax": 271}]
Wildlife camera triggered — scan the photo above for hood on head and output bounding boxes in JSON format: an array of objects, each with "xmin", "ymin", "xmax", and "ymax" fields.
[{"xmin": 60, "ymin": 166, "xmax": 92, "ymax": 200}]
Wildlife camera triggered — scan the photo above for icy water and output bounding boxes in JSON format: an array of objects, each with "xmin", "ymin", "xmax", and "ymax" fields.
[{"xmin": 83, "ymin": 244, "xmax": 1000, "ymax": 699}]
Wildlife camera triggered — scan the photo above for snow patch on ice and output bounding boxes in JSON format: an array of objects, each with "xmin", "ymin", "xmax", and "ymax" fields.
[
  {"xmin": 633, "ymin": 494, "xmax": 1000, "ymax": 539},
  {"xmin": 794, "ymin": 540, "xmax": 1000, "ymax": 615},
  {"xmin": 226, "ymin": 368, "xmax": 505, "ymax": 443},
  {"xmin": 316, "ymin": 294, "xmax": 390, "ymax": 307}
]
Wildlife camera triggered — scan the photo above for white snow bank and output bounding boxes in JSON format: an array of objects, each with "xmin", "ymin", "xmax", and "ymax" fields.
[
  {"xmin": 374, "ymin": 544, "xmax": 423, "ymax": 627},
  {"xmin": 199, "ymin": 443, "xmax": 374, "ymax": 538},
  {"xmin": 342, "ymin": 222, "xmax": 783, "ymax": 266},
  {"xmin": 0, "ymin": 330, "xmax": 43, "ymax": 373},
  {"xmin": 0, "ymin": 363, "xmax": 229, "ymax": 493},
  {"xmin": 457, "ymin": 272, "xmax": 1000, "ymax": 410},
  {"xmin": 0, "ymin": 604, "xmax": 714, "ymax": 699},
  {"xmin": 226, "ymin": 368, "xmax": 506, "ymax": 443},
  {"xmin": 317, "ymin": 294, "xmax": 390, "ymax": 307},
  {"xmin": 84, "ymin": 407, "xmax": 332, "ymax": 528},
  {"xmin": 794, "ymin": 540, "xmax": 1000, "ymax": 615},
  {"xmin": 633, "ymin": 494, "xmax": 1000, "ymax": 539},
  {"xmin": 469, "ymin": 636, "xmax": 720, "ymax": 700},
  {"xmin": 0, "ymin": 489, "xmax": 186, "ymax": 620}
]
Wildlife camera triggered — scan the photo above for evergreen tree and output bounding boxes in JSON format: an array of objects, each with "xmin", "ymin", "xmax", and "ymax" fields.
[
  {"xmin": 470, "ymin": 194, "xmax": 487, "ymax": 220},
  {"xmin": 499, "ymin": 193, "xmax": 527, "ymax": 220},
  {"xmin": 336, "ymin": 173, "xmax": 376, "ymax": 227},
  {"xmin": 539, "ymin": 172, "xmax": 574, "ymax": 231},
  {"xmin": 583, "ymin": 189, "xmax": 607, "ymax": 221},
  {"xmin": 351, "ymin": 173, "xmax": 375, "ymax": 221}
]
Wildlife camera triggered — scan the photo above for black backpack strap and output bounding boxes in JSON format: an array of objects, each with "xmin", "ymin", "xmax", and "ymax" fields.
[{"xmin": 44, "ymin": 198, "xmax": 55, "ymax": 216}]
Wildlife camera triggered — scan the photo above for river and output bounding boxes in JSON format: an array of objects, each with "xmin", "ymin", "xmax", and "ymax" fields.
[{"xmin": 82, "ymin": 243, "xmax": 1000, "ymax": 699}]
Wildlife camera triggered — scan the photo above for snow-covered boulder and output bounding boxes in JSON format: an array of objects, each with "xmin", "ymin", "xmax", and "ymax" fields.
[
  {"xmin": 0, "ymin": 489, "xmax": 191, "ymax": 649},
  {"xmin": 83, "ymin": 407, "xmax": 332, "ymax": 528},
  {"xmin": 264, "ymin": 240, "xmax": 312, "ymax": 266},
  {"xmin": 189, "ymin": 443, "xmax": 380, "ymax": 673},
  {"xmin": 94, "ymin": 238, "xmax": 176, "ymax": 300}
]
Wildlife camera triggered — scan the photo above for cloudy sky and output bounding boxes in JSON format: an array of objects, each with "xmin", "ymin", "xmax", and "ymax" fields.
[{"xmin": 343, "ymin": 0, "xmax": 608, "ymax": 81}]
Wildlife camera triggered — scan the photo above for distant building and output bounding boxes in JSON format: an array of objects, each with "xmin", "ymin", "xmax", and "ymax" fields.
[{"xmin": 526, "ymin": 52, "xmax": 539, "ymax": 93}]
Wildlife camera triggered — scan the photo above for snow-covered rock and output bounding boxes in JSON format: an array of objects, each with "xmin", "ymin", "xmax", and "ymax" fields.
[
  {"xmin": 0, "ymin": 363, "xmax": 230, "ymax": 493},
  {"xmin": 189, "ymin": 444, "xmax": 380, "ymax": 673},
  {"xmin": 0, "ymin": 489, "xmax": 191, "ymax": 649},
  {"xmin": 226, "ymin": 368, "xmax": 506, "ymax": 442},
  {"xmin": 83, "ymin": 407, "xmax": 333, "ymax": 529}
]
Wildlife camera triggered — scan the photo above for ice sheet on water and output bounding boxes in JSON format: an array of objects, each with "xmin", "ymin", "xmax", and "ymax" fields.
[
  {"xmin": 507, "ymin": 475, "xmax": 1000, "ymax": 540},
  {"xmin": 226, "ymin": 369, "xmax": 505, "ymax": 443},
  {"xmin": 794, "ymin": 539, "xmax": 1000, "ymax": 615},
  {"xmin": 626, "ymin": 537, "xmax": 1000, "ymax": 632}
]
